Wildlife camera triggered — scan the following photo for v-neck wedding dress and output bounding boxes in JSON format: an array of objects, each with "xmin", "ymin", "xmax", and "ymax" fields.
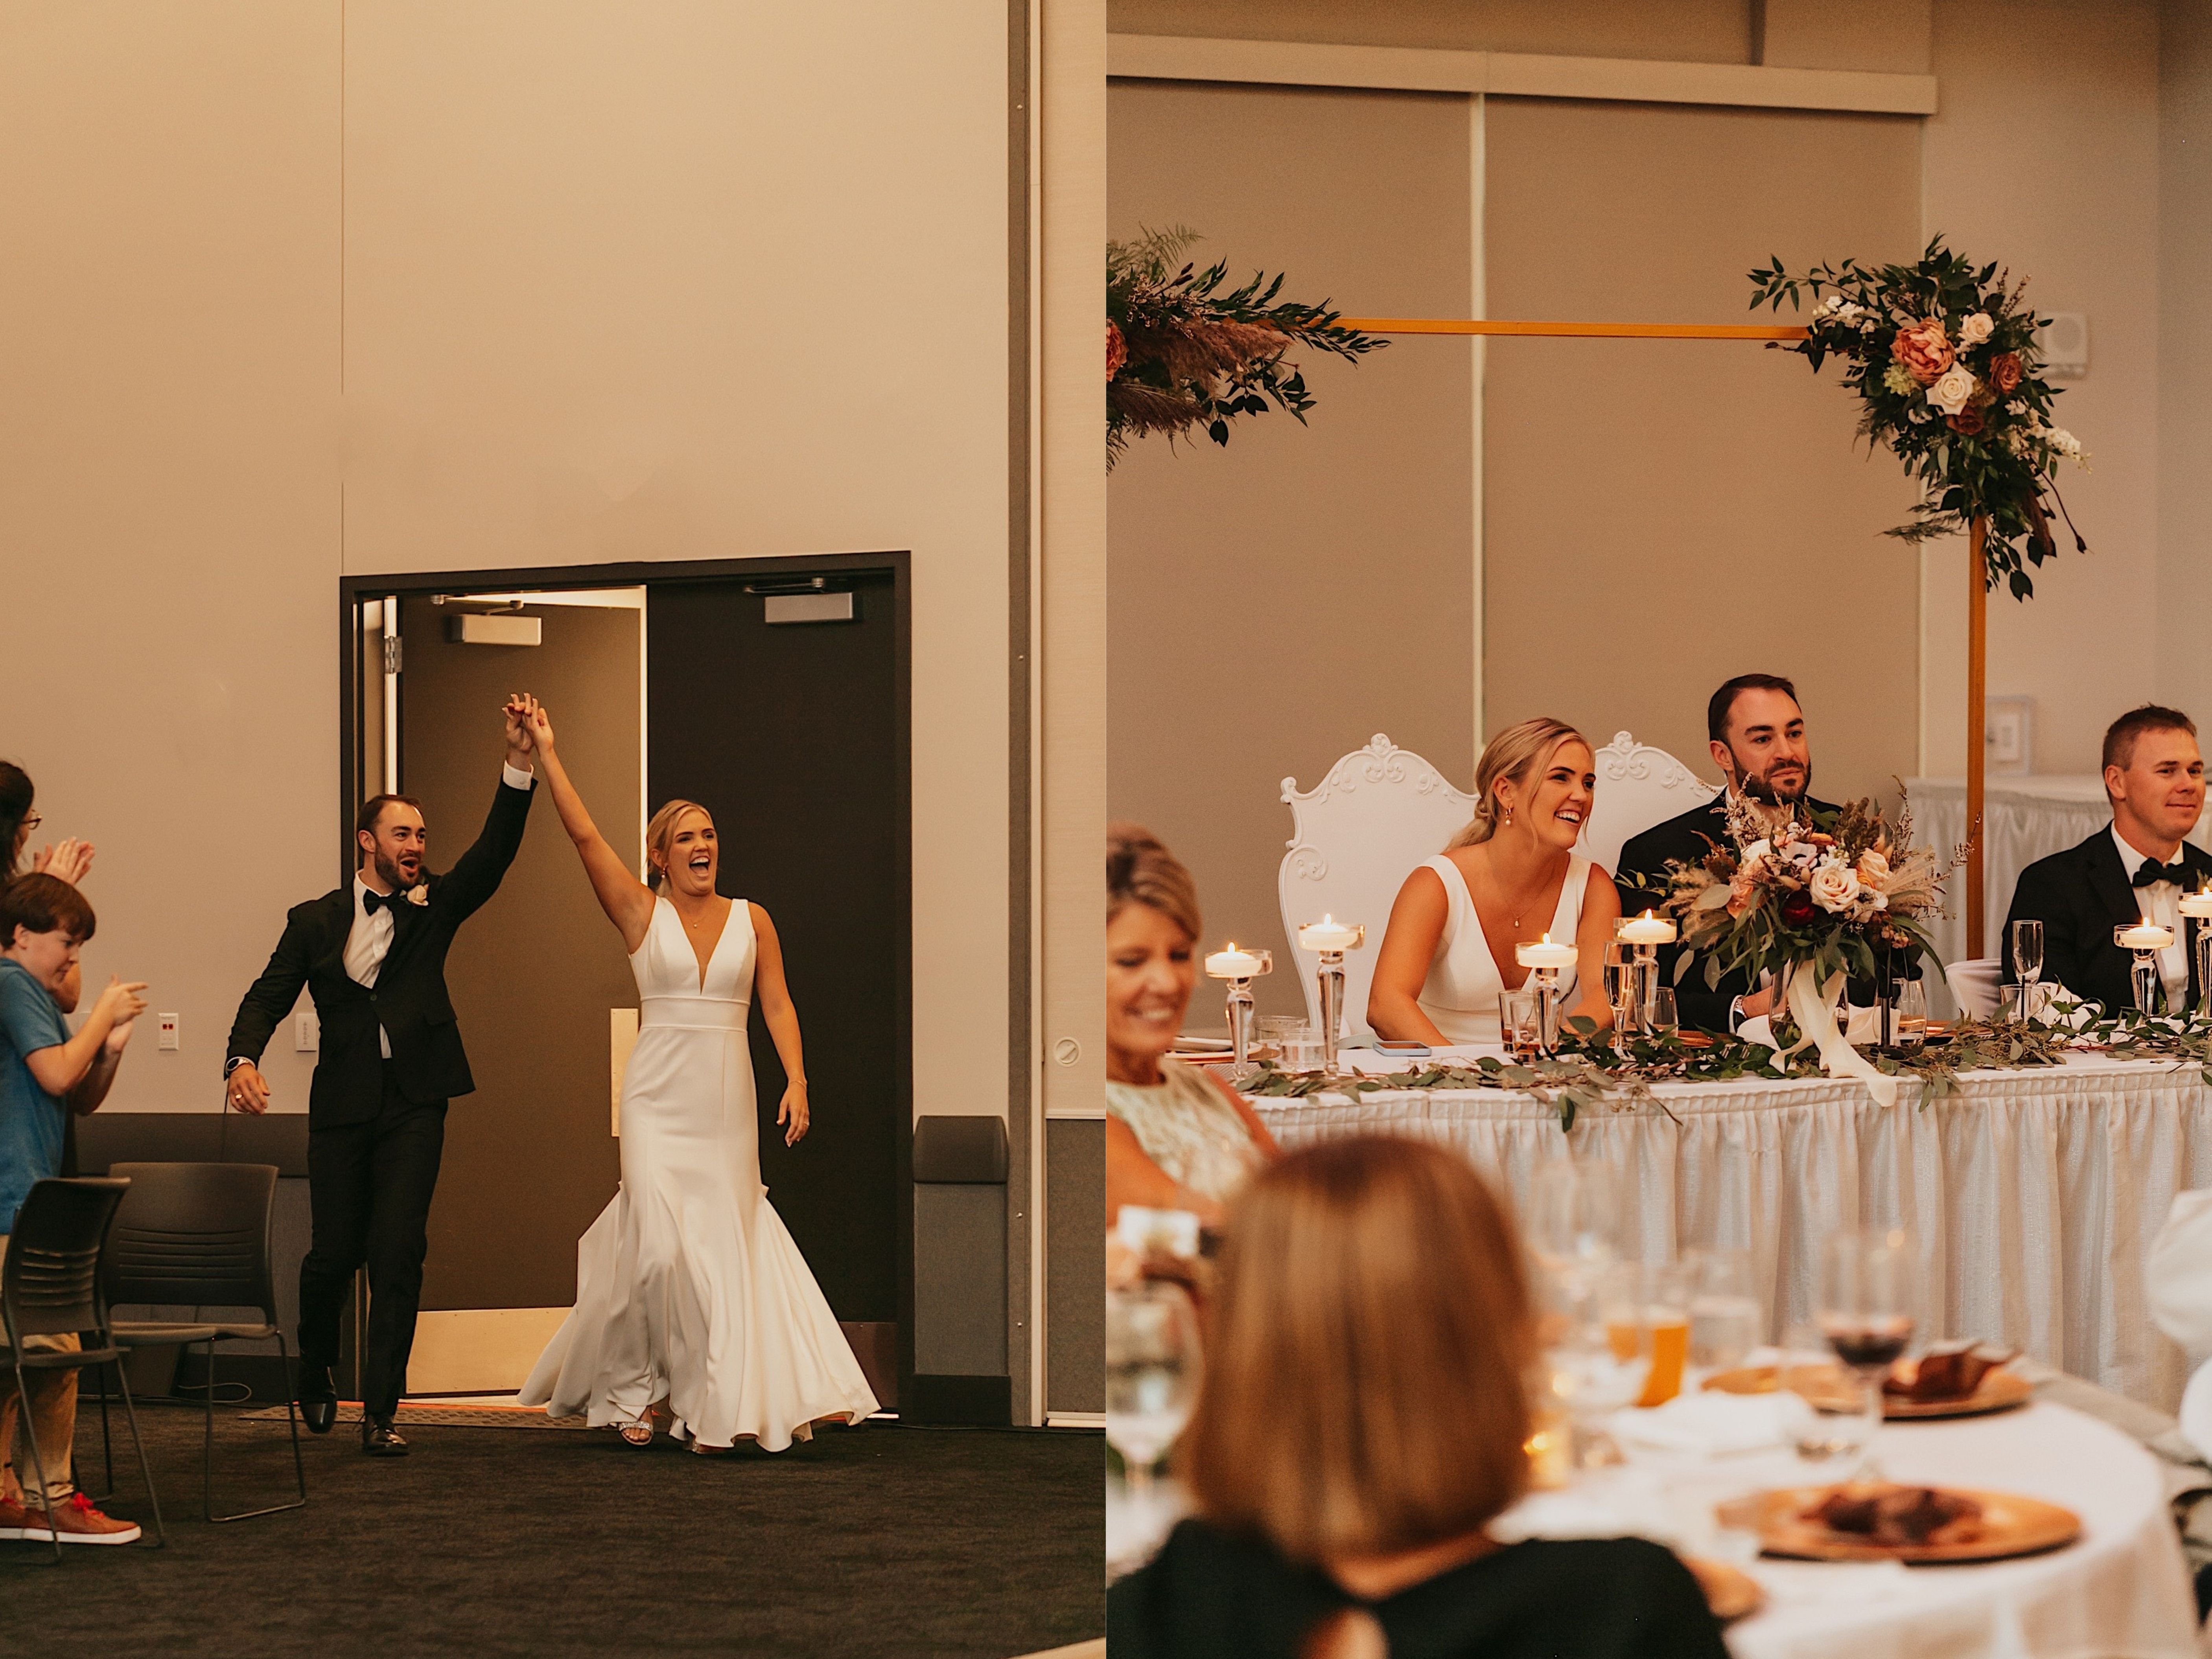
[{"xmin": 519, "ymin": 897, "xmax": 878, "ymax": 1448}]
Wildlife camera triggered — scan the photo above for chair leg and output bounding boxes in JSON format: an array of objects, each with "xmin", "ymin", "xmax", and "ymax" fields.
[
  {"xmin": 109, "ymin": 1356, "xmax": 166, "ymax": 1548},
  {"xmin": 201, "ymin": 1337, "xmax": 215, "ymax": 1524},
  {"xmin": 205, "ymin": 1337, "xmax": 306, "ymax": 1523},
  {"xmin": 98, "ymin": 1365, "xmax": 114, "ymax": 1504},
  {"xmin": 279, "ymin": 1334, "xmax": 306, "ymax": 1507},
  {"xmin": 11, "ymin": 1354, "xmax": 61, "ymax": 1566}
]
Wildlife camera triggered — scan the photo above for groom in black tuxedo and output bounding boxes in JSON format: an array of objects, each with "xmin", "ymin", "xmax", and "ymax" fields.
[
  {"xmin": 223, "ymin": 707, "xmax": 535, "ymax": 1455},
  {"xmin": 2004, "ymin": 705, "xmax": 2210, "ymax": 1015},
  {"xmin": 1615, "ymin": 673, "xmax": 1907, "ymax": 1033}
]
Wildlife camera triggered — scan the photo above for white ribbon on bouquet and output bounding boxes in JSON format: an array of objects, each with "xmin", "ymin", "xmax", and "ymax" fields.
[{"xmin": 1775, "ymin": 964, "xmax": 1900, "ymax": 1109}]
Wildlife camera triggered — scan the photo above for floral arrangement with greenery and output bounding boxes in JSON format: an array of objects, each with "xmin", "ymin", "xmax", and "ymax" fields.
[
  {"xmin": 1662, "ymin": 794, "xmax": 1951, "ymax": 994},
  {"xmin": 1106, "ymin": 226, "xmax": 1385, "ymax": 470},
  {"xmin": 1749, "ymin": 238, "xmax": 2090, "ymax": 598}
]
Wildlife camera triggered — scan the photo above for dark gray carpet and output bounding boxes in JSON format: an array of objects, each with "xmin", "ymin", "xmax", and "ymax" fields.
[{"xmin": 2, "ymin": 1401, "xmax": 1102, "ymax": 1657}]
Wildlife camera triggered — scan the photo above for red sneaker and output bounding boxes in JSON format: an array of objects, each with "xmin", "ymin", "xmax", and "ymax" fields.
[
  {"xmin": 0, "ymin": 1495, "xmax": 53, "ymax": 1540},
  {"xmin": 44, "ymin": 1492, "xmax": 141, "ymax": 1545}
]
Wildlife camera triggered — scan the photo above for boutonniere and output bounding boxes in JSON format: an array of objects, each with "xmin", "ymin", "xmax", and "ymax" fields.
[{"xmin": 405, "ymin": 884, "xmax": 429, "ymax": 907}]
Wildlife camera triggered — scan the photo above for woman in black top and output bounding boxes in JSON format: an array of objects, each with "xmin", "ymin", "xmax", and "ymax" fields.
[{"xmin": 1107, "ymin": 1136, "xmax": 1729, "ymax": 1659}]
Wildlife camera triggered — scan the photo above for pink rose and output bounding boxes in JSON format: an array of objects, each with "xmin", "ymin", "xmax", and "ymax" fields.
[{"xmin": 1892, "ymin": 319, "xmax": 1954, "ymax": 386}]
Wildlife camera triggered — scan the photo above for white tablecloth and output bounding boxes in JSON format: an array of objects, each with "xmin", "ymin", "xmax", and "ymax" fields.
[
  {"xmin": 1109, "ymin": 1396, "xmax": 2201, "ymax": 1658},
  {"xmin": 1908, "ymin": 776, "xmax": 2212, "ymax": 980},
  {"xmin": 1253, "ymin": 1054, "xmax": 2212, "ymax": 1410}
]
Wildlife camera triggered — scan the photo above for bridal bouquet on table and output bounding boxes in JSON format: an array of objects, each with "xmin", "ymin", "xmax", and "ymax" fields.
[{"xmin": 1661, "ymin": 796, "xmax": 1952, "ymax": 1107}]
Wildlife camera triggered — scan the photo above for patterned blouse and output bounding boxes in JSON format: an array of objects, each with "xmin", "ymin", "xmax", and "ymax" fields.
[{"xmin": 1105, "ymin": 1059, "xmax": 1267, "ymax": 1206}]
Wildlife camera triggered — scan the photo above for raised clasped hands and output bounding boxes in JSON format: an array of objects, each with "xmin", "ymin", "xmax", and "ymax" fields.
[
  {"xmin": 502, "ymin": 694, "xmax": 537, "ymax": 770},
  {"xmin": 779, "ymin": 1080, "xmax": 810, "ymax": 1147},
  {"xmin": 227, "ymin": 1059, "xmax": 271, "ymax": 1116},
  {"xmin": 503, "ymin": 692, "xmax": 554, "ymax": 757}
]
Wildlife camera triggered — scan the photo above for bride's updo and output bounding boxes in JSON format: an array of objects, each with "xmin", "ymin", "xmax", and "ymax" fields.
[
  {"xmin": 1446, "ymin": 717, "xmax": 1586, "ymax": 850},
  {"xmin": 644, "ymin": 798, "xmax": 712, "ymax": 890}
]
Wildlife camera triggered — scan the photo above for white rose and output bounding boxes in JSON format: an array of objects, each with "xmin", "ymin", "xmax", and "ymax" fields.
[
  {"xmin": 1959, "ymin": 312, "xmax": 1994, "ymax": 346},
  {"xmin": 406, "ymin": 883, "xmax": 429, "ymax": 906},
  {"xmin": 1809, "ymin": 861, "xmax": 1861, "ymax": 913},
  {"xmin": 1927, "ymin": 366, "xmax": 1977, "ymax": 416}
]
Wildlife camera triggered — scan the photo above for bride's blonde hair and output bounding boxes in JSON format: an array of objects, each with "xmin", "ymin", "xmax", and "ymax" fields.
[{"xmin": 1446, "ymin": 717, "xmax": 1588, "ymax": 850}]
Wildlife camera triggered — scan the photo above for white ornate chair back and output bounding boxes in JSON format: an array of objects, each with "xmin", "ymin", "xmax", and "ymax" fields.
[
  {"xmin": 1278, "ymin": 735, "xmax": 1477, "ymax": 1044},
  {"xmin": 1580, "ymin": 730, "xmax": 1720, "ymax": 878}
]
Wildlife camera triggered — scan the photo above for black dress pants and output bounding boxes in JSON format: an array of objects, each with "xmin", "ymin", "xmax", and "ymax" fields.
[{"xmin": 299, "ymin": 1066, "xmax": 446, "ymax": 1419}]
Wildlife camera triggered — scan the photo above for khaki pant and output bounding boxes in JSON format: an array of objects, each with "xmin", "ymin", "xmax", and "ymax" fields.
[{"xmin": 0, "ymin": 1234, "xmax": 77, "ymax": 1503}]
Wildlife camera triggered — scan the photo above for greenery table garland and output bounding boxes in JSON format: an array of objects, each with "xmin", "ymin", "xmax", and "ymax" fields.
[{"xmin": 1239, "ymin": 1011, "xmax": 2209, "ymax": 1133}]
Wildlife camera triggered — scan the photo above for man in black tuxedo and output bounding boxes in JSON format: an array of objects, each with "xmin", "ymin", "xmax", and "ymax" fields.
[
  {"xmin": 223, "ymin": 708, "xmax": 535, "ymax": 1455},
  {"xmin": 2004, "ymin": 705, "xmax": 2210, "ymax": 1015},
  {"xmin": 1615, "ymin": 673, "xmax": 1904, "ymax": 1033}
]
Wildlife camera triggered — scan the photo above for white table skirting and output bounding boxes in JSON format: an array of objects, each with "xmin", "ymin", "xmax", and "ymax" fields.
[{"xmin": 1253, "ymin": 1055, "xmax": 2212, "ymax": 1411}]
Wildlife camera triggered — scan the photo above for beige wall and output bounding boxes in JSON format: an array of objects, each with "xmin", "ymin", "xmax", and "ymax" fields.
[
  {"xmin": 1919, "ymin": 0, "xmax": 2164, "ymax": 778},
  {"xmin": 1107, "ymin": 79, "xmax": 1477, "ymax": 1016},
  {"xmin": 0, "ymin": 3, "xmax": 1018, "ymax": 1136},
  {"xmin": 1484, "ymin": 97, "xmax": 1924, "ymax": 801},
  {"xmin": 2160, "ymin": 1, "xmax": 2212, "ymax": 727}
]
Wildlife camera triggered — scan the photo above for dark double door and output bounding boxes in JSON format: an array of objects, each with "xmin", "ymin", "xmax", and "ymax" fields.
[{"xmin": 375, "ymin": 562, "xmax": 908, "ymax": 1396}]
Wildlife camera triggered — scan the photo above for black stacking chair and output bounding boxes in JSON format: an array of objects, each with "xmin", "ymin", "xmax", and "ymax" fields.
[
  {"xmin": 103, "ymin": 1162, "xmax": 304, "ymax": 1523},
  {"xmin": 0, "ymin": 1177, "xmax": 164, "ymax": 1562}
]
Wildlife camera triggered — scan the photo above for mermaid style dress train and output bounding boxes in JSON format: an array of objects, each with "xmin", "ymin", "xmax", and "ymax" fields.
[{"xmin": 519, "ymin": 897, "xmax": 879, "ymax": 1449}]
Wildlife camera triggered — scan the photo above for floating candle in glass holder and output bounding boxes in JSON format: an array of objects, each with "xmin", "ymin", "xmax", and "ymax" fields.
[
  {"xmin": 1297, "ymin": 917, "xmax": 1365, "ymax": 1077},
  {"xmin": 1204, "ymin": 944, "xmax": 1272, "ymax": 1080}
]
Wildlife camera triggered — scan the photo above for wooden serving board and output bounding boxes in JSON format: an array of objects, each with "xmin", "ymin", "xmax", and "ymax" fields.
[{"xmin": 1756, "ymin": 1484, "xmax": 2080, "ymax": 1564}]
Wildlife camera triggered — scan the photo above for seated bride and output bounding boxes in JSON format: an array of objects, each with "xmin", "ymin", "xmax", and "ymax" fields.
[{"xmin": 1367, "ymin": 716, "xmax": 1619, "ymax": 1045}]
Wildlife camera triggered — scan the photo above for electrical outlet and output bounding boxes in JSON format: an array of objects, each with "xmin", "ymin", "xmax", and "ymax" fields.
[
  {"xmin": 157, "ymin": 1013, "xmax": 180, "ymax": 1051},
  {"xmin": 295, "ymin": 1011, "xmax": 319, "ymax": 1051}
]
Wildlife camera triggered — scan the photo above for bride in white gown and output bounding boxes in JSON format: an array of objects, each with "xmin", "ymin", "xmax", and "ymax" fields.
[{"xmin": 510, "ymin": 696, "xmax": 878, "ymax": 1452}]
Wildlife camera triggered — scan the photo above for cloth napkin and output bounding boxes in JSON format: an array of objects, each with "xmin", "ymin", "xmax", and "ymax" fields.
[{"xmin": 1610, "ymin": 1388, "xmax": 1792, "ymax": 1457}]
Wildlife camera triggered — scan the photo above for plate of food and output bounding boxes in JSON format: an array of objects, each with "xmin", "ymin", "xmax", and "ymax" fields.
[
  {"xmin": 1757, "ymin": 1482, "xmax": 2079, "ymax": 1563},
  {"xmin": 1702, "ymin": 1344, "xmax": 2030, "ymax": 1420}
]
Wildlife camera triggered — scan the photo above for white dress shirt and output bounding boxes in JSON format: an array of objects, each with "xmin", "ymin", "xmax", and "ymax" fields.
[{"xmin": 2110, "ymin": 825, "xmax": 2190, "ymax": 1011}]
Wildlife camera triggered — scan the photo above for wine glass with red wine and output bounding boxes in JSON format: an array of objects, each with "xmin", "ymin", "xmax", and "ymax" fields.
[{"xmin": 1816, "ymin": 1229, "xmax": 1916, "ymax": 1479}]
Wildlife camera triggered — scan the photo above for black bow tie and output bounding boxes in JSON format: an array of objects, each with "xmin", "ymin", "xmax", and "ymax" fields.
[
  {"xmin": 362, "ymin": 886, "xmax": 412, "ymax": 915},
  {"xmin": 2132, "ymin": 859, "xmax": 2192, "ymax": 889}
]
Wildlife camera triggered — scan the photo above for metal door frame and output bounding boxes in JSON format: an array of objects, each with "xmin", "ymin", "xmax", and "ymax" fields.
[{"xmin": 338, "ymin": 552, "xmax": 917, "ymax": 1411}]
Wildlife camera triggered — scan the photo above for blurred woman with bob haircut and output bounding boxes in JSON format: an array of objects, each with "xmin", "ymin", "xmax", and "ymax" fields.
[{"xmin": 1108, "ymin": 1135, "xmax": 1726, "ymax": 1659}]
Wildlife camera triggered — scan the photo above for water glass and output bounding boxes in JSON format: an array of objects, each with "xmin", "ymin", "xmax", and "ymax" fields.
[
  {"xmin": 1105, "ymin": 1281, "xmax": 1202, "ymax": 1499},
  {"xmin": 1257, "ymin": 1015, "xmax": 1320, "ymax": 1072},
  {"xmin": 1777, "ymin": 1325, "xmax": 1877, "ymax": 1471},
  {"xmin": 1499, "ymin": 989, "xmax": 1542, "ymax": 1061},
  {"xmin": 1526, "ymin": 1159, "xmax": 1619, "ymax": 1286},
  {"xmin": 1647, "ymin": 987, "xmax": 1679, "ymax": 1038},
  {"xmin": 1685, "ymin": 1248, "xmax": 1761, "ymax": 1371},
  {"xmin": 1893, "ymin": 978, "xmax": 1928, "ymax": 1045},
  {"xmin": 2012, "ymin": 918, "xmax": 2044, "ymax": 987}
]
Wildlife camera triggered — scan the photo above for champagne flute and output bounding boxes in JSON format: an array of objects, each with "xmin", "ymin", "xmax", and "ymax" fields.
[
  {"xmin": 1817, "ymin": 1230, "xmax": 1916, "ymax": 1480},
  {"xmin": 1106, "ymin": 1281, "xmax": 1201, "ymax": 1504},
  {"xmin": 1602, "ymin": 941, "xmax": 1637, "ymax": 1036}
]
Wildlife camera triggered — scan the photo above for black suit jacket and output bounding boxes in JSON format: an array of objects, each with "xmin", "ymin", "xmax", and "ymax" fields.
[
  {"xmin": 2002, "ymin": 829, "xmax": 2212, "ymax": 1015},
  {"xmin": 1614, "ymin": 793, "xmax": 1908, "ymax": 1033},
  {"xmin": 226, "ymin": 776, "xmax": 535, "ymax": 1126}
]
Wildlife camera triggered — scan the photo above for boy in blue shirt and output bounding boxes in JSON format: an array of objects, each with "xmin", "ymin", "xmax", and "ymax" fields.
[{"xmin": 0, "ymin": 873, "xmax": 145, "ymax": 1543}]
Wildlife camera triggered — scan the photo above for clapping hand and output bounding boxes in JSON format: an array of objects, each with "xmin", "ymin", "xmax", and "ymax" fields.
[
  {"xmin": 31, "ymin": 837, "xmax": 94, "ymax": 885},
  {"xmin": 778, "ymin": 1080, "xmax": 810, "ymax": 1147}
]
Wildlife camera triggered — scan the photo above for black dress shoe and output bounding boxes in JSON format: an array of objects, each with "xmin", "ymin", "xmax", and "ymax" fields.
[
  {"xmin": 296, "ymin": 1364, "xmax": 338, "ymax": 1436},
  {"xmin": 362, "ymin": 1418, "xmax": 409, "ymax": 1458}
]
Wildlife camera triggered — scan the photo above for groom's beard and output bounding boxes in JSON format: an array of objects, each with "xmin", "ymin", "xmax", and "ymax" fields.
[
  {"xmin": 371, "ymin": 851, "xmax": 416, "ymax": 893},
  {"xmin": 1736, "ymin": 760, "xmax": 1811, "ymax": 806}
]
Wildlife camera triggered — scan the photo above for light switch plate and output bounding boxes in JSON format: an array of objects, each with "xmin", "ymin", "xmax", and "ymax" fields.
[
  {"xmin": 295, "ymin": 1011, "xmax": 319, "ymax": 1051},
  {"xmin": 157, "ymin": 1013, "xmax": 179, "ymax": 1051}
]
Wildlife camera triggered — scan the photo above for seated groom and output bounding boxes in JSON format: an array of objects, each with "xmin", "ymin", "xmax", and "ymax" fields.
[
  {"xmin": 1615, "ymin": 673, "xmax": 1906, "ymax": 1033},
  {"xmin": 2004, "ymin": 705, "xmax": 2210, "ymax": 1013}
]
